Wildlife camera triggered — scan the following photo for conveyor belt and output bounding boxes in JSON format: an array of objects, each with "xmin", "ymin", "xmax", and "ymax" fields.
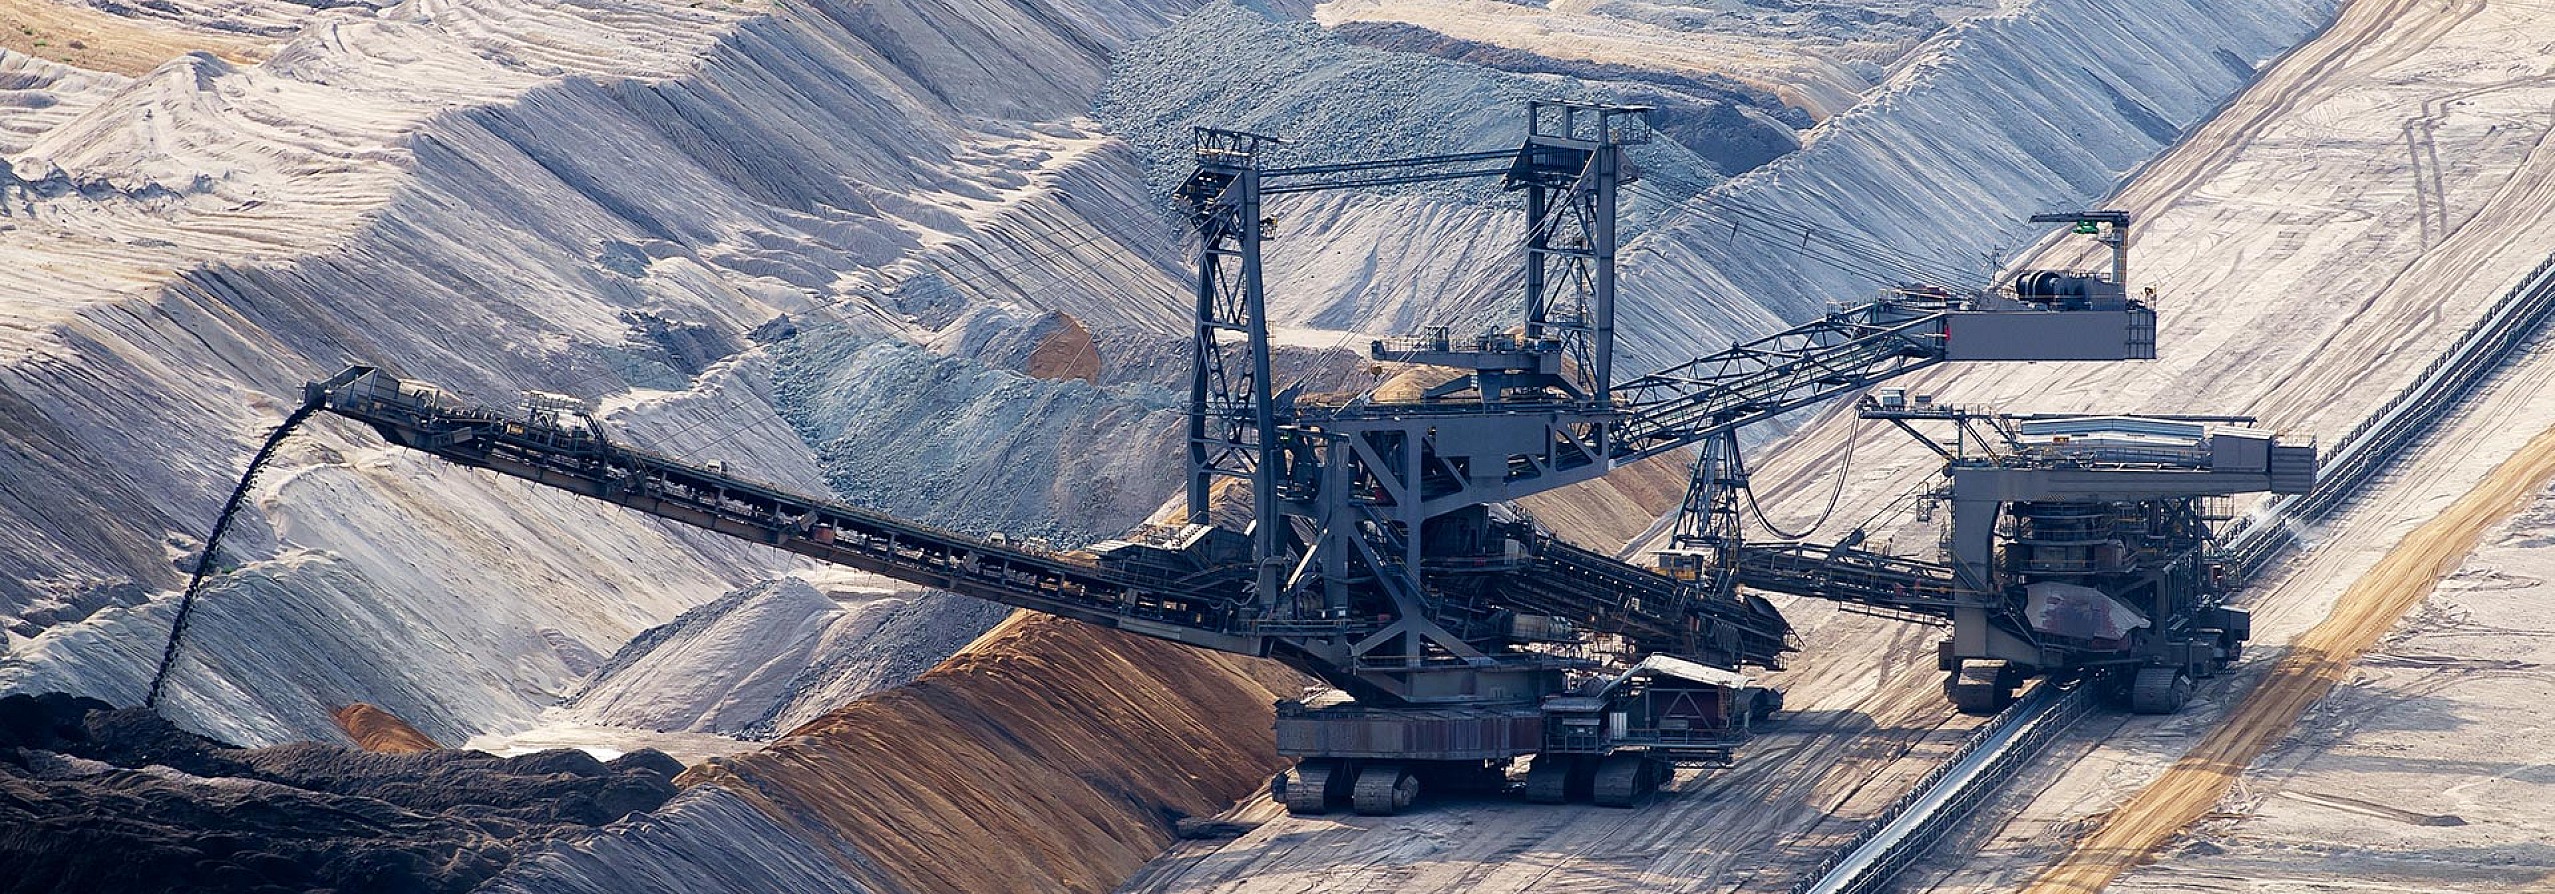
[
  {"xmin": 2224, "ymin": 254, "xmax": 2555, "ymax": 577},
  {"xmin": 311, "ymin": 368, "xmax": 1271, "ymax": 655},
  {"xmin": 1613, "ymin": 301, "xmax": 1952, "ymax": 460},
  {"xmin": 1506, "ymin": 532, "xmax": 1794, "ymax": 667},
  {"xmin": 1730, "ymin": 542, "xmax": 1965, "ymax": 621},
  {"xmin": 312, "ymin": 366, "xmax": 1806, "ymax": 675}
]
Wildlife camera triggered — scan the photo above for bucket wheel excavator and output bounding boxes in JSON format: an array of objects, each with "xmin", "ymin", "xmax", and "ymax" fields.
[{"xmin": 296, "ymin": 102, "xmax": 2224, "ymax": 814}]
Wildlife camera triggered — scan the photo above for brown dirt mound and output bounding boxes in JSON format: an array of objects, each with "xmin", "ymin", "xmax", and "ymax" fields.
[
  {"xmin": 685, "ymin": 612, "xmax": 1300, "ymax": 894},
  {"xmin": 332, "ymin": 703, "xmax": 441, "ymax": 754},
  {"xmin": 1026, "ymin": 312, "xmax": 1102, "ymax": 383},
  {"xmin": 0, "ymin": 0, "xmax": 268, "ymax": 75}
]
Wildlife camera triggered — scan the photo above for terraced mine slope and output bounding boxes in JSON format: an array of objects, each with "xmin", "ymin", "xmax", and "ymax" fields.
[
  {"xmin": 1125, "ymin": 0, "xmax": 2555, "ymax": 891},
  {"xmin": 0, "ymin": 0, "xmax": 2348, "ymax": 890},
  {"xmin": 1851, "ymin": 2, "xmax": 2555, "ymax": 890}
]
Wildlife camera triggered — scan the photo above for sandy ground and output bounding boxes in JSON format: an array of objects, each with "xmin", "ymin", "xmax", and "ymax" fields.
[
  {"xmin": 1127, "ymin": 0, "xmax": 2555, "ymax": 889},
  {"xmin": 0, "ymin": 0, "xmax": 267, "ymax": 74},
  {"xmin": 2106, "ymin": 481, "xmax": 2555, "ymax": 894},
  {"xmin": 2030, "ymin": 422, "xmax": 2555, "ymax": 893},
  {"xmin": 461, "ymin": 721, "xmax": 760, "ymax": 765},
  {"xmin": 1874, "ymin": 1, "xmax": 2555, "ymax": 890}
]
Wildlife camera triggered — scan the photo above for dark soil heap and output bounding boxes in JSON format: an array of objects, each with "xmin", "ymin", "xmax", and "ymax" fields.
[{"xmin": 0, "ymin": 693, "xmax": 681, "ymax": 894}]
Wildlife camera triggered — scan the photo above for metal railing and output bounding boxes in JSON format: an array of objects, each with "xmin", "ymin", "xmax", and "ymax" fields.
[{"xmin": 2224, "ymin": 253, "xmax": 2555, "ymax": 576}]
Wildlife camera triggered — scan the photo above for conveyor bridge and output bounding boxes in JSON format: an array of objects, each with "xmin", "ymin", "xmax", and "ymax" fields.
[
  {"xmin": 304, "ymin": 366, "xmax": 1791, "ymax": 688},
  {"xmin": 308, "ymin": 367, "xmax": 1268, "ymax": 654}
]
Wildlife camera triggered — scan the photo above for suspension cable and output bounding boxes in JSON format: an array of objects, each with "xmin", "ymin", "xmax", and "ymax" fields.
[{"xmin": 1737, "ymin": 408, "xmax": 1859, "ymax": 541}]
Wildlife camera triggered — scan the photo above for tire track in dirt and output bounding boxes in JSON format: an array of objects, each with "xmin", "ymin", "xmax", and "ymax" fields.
[{"xmin": 2037, "ymin": 0, "xmax": 2472, "ymax": 271}]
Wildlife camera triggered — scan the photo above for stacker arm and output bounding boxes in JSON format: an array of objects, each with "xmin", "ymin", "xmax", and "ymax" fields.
[
  {"xmin": 304, "ymin": 366, "xmax": 1271, "ymax": 655},
  {"xmin": 1727, "ymin": 541, "xmax": 1966, "ymax": 622},
  {"xmin": 303, "ymin": 365, "xmax": 1796, "ymax": 683}
]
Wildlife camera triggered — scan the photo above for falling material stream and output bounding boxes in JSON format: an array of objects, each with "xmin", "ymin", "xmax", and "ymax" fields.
[{"xmin": 144, "ymin": 400, "xmax": 323, "ymax": 711}]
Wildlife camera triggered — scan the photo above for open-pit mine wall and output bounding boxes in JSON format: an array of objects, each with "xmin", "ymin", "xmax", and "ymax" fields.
[
  {"xmin": 0, "ymin": 0, "xmax": 2322, "ymax": 752},
  {"xmin": 1097, "ymin": 0, "xmax": 2335, "ymax": 370},
  {"xmin": 0, "ymin": 0, "xmax": 1221, "ymax": 746},
  {"xmin": 0, "ymin": 0, "xmax": 2335, "ymax": 889}
]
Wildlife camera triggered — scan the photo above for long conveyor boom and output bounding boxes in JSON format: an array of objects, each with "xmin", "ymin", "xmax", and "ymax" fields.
[
  {"xmin": 1611, "ymin": 293, "xmax": 2156, "ymax": 463},
  {"xmin": 306, "ymin": 365, "xmax": 1784, "ymax": 688},
  {"xmin": 305, "ymin": 367, "xmax": 1268, "ymax": 655}
]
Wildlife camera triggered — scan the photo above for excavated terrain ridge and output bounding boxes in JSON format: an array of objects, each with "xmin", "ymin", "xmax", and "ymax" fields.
[{"xmin": 0, "ymin": 0, "xmax": 2339, "ymax": 890}]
